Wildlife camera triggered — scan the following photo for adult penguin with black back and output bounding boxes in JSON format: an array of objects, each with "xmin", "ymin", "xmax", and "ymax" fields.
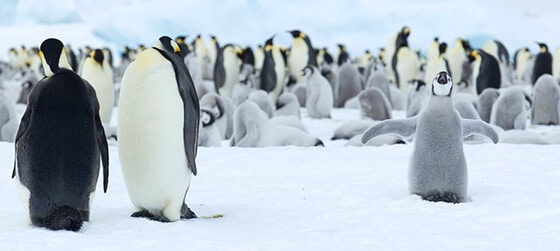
[
  {"xmin": 337, "ymin": 44, "xmax": 350, "ymax": 66},
  {"xmin": 13, "ymin": 38, "xmax": 109, "ymax": 231},
  {"xmin": 260, "ymin": 36, "xmax": 286, "ymax": 103},
  {"xmin": 288, "ymin": 30, "xmax": 317, "ymax": 83},
  {"xmin": 531, "ymin": 42, "xmax": 552, "ymax": 85},
  {"xmin": 468, "ymin": 49, "xmax": 501, "ymax": 94},
  {"xmin": 175, "ymin": 35, "xmax": 191, "ymax": 58},
  {"xmin": 118, "ymin": 36, "xmax": 199, "ymax": 222},
  {"xmin": 391, "ymin": 26, "xmax": 420, "ymax": 93},
  {"xmin": 513, "ymin": 47, "xmax": 532, "ymax": 81},
  {"xmin": 214, "ymin": 44, "xmax": 242, "ymax": 97}
]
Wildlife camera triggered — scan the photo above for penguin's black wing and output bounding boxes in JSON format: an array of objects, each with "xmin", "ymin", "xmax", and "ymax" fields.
[
  {"xmin": 361, "ymin": 117, "xmax": 417, "ymax": 144},
  {"xmin": 84, "ymin": 80, "xmax": 110, "ymax": 192},
  {"xmin": 213, "ymin": 47, "xmax": 225, "ymax": 92},
  {"xmin": 155, "ymin": 48, "xmax": 200, "ymax": 176},
  {"xmin": 461, "ymin": 119, "xmax": 499, "ymax": 143},
  {"xmin": 259, "ymin": 50, "xmax": 276, "ymax": 92},
  {"xmin": 12, "ymin": 77, "xmax": 48, "ymax": 178}
]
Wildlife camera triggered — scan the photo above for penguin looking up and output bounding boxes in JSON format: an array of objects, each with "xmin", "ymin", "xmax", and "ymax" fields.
[
  {"xmin": 13, "ymin": 38, "xmax": 109, "ymax": 231},
  {"xmin": 531, "ymin": 42, "xmax": 552, "ymax": 85},
  {"xmin": 288, "ymin": 30, "xmax": 317, "ymax": 84},
  {"xmin": 361, "ymin": 71, "xmax": 498, "ymax": 203}
]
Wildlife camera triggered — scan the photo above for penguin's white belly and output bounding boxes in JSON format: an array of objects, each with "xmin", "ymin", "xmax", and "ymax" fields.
[
  {"xmin": 289, "ymin": 40, "xmax": 308, "ymax": 83},
  {"xmin": 118, "ymin": 50, "xmax": 190, "ymax": 217},
  {"xmin": 81, "ymin": 64, "xmax": 114, "ymax": 124}
]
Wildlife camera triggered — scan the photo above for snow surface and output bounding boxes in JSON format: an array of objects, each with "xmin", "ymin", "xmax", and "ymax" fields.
[{"xmin": 1, "ymin": 0, "xmax": 560, "ymax": 250}]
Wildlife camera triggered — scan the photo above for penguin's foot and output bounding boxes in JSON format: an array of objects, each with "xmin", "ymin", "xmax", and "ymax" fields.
[
  {"xmin": 150, "ymin": 215, "xmax": 171, "ymax": 223},
  {"xmin": 181, "ymin": 204, "xmax": 197, "ymax": 219},
  {"xmin": 423, "ymin": 192, "xmax": 460, "ymax": 204},
  {"xmin": 131, "ymin": 210, "xmax": 153, "ymax": 218}
]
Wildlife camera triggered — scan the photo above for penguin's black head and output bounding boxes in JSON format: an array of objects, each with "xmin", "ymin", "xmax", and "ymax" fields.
[
  {"xmin": 535, "ymin": 42, "xmax": 548, "ymax": 52},
  {"xmin": 467, "ymin": 50, "xmax": 479, "ymax": 63},
  {"xmin": 265, "ymin": 37, "xmax": 274, "ymax": 48},
  {"xmin": 401, "ymin": 26, "xmax": 411, "ymax": 37},
  {"xmin": 288, "ymin": 30, "xmax": 304, "ymax": 38},
  {"xmin": 92, "ymin": 49, "xmax": 104, "ymax": 65},
  {"xmin": 395, "ymin": 28, "xmax": 409, "ymax": 48},
  {"xmin": 432, "ymin": 71, "xmax": 453, "ymax": 96},
  {"xmin": 461, "ymin": 39, "xmax": 472, "ymax": 51},
  {"xmin": 200, "ymin": 108, "xmax": 216, "ymax": 127},
  {"xmin": 438, "ymin": 42, "xmax": 448, "ymax": 55},
  {"xmin": 302, "ymin": 65, "xmax": 314, "ymax": 77},
  {"xmin": 434, "ymin": 37, "xmax": 439, "ymax": 42},
  {"xmin": 242, "ymin": 47, "xmax": 255, "ymax": 66},
  {"xmin": 39, "ymin": 38, "xmax": 72, "ymax": 76},
  {"xmin": 175, "ymin": 35, "xmax": 187, "ymax": 44},
  {"xmin": 155, "ymin": 36, "xmax": 181, "ymax": 56},
  {"xmin": 337, "ymin": 44, "xmax": 345, "ymax": 50}
]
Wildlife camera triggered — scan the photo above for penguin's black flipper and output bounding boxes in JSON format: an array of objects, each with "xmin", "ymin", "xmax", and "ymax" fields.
[
  {"xmin": 154, "ymin": 38, "xmax": 200, "ymax": 176},
  {"xmin": 87, "ymin": 81, "xmax": 110, "ymax": 193}
]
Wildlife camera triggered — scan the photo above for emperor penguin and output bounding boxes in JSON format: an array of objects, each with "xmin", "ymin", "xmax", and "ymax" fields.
[
  {"xmin": 406, "ymin": 79, "xmax": 429, "ymax": 118},
  {"xmin": 200, "ymin": 92, "xmax": 232, "ymax": 140},
  {"xmin": 531, "ymin": 42, "xmax": 553, "ymax": 85},
  {"xmin": 513, "ymin": 47, "xmax": 532, "ymax": 81},
  {"xmin": 426, "ymin": 37, "xmax": 440, "ymax": 61},
  {"xmin": 13, "ymin": 38, "xmax": 109, "ymax": 231},
  {"xmin": 337, "ymin": 44, "xmax": 350, "ymax": 66},
  {"xmin": 391, "ymin": 28, "xmax": 420, "ymax": 93},
  {"xmin": 274, "ymin": 92, "xmax": 301, "ymax": 118},
  {"xmin": 198, "ymin": 108, "xmax": 222, "ymax": 147},
  {"xmin": 336, "ymin": 61, "xmax": 363, "ymax": 107},
  {"xmin": 531, "ymin": 74, "xmax": 560, "ymax": 125},
  {"xmin": 80, "ymin": 48, "xmax": 114, "ymax": 124},
  {"xmin": 424, "ymin": 42, "xmax": 451, "ymax": 89},
  {"xmin": 288, "ymin": 30, "xmax": 317, "ymax": 83},
  {"xmin": 260, "ymin": 37, "xmax": 286, "ymax": 103},
  {"xmin": 231, "ymin": 100, "xmax": 273, "ymax": 147},
  {"xmin": 192, "ymin": 34, "xmax": 207, "ymax": 78},
  {"xmin": 383, "ymin": 26, "xmax": 410, "ymax": 83},
  {"xmin": 365, "ymin": 62, "xmax": 392, "ymax": 103},
  {"xmin": 204, "ymin": 35, "xmax": 219, "ymax": 80},
  {"xmin": 553, "ymin": 47, "xmax": 560, "ymax": 79},
  {"xmin": 447, "ymin": 38, "xmax": 472, "ymax": 86},
  {"xmin": 361, "ymin": 71, "xmax": 499, "ymax": 203},
  {"xmin": 0, "ymin": 92, "xmax": 19, "ymax": 142},
  {"xmin": 469, "ymin": 49, "xmax": 501, "ymax": 94},
  {"xmin": 118, "ymin": 36, "xmax": 200, "ymax": 222},
  {"xmin": 175, "ymin": 35, "xmax": 191, "ymax": 58},
  {"xmin": 248, "ymin": 90, "xmax": 275, "ymax": 118},
  {"xmin": 482, "ymin": 39, "xmax": 513, "ymax": 88},
  {"xmin": 490, "ymin": 87, "xmax": 532, "ymax": 130},
  {"xmin": 254, "ymin": 44, "xmax": 265, "ymax": 73},
  {"xmin": 214, "ymin": 44, "xmax": 242, "ymax": 97},
  {"xmin": 477, "ymin": 87, "xmax": 500, "ymax": 123},
  {"xmin": 303, "ymin": 65, "xmax": 333, "ymax": 119},
  {"xmin": 358, "ymin": 88, "xmax": 392, "ymax": 121}
]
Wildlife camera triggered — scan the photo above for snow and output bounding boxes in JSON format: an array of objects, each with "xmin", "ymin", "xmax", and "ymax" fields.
[{"xmin": 1, "ymin": 0, "xmax": 560, "ymax": 249}]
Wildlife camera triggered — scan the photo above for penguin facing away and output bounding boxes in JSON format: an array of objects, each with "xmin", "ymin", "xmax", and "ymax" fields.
[
  {"xmin": 531, "ymin": 74, "xmax": 560, "ymax": 125},
  {"xmin": 118, "ymin": 36, "xmax": 199, "ymax": 222},
  {"xmin": 490, "ymin": 87, "xmax": 532, "ymax": 130},
  {"xmin": 13, "ymin": 38, "xmax": 109, "ymax": 231},
  {"xmin": 531, "ymin": 42, "xmax": 553, "ymax": 85},
  {"xmin": 361, "ymin": 71, "xmax": 499, "ymax": 203}
]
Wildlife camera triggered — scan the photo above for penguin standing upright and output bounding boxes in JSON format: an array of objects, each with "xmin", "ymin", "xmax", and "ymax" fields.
[
  {"xmin": 392, "ymin": 27, "xmax": 420, "ymax": 93},
  {"xmin": 288, "ymin": 30, "xmax": 317, "ymax": 83},
  {"xmin": 513, "ymin": 47, "xmax": 532, "ymax": 81},
  {"xmin": 361, "ymin": 71, "xmax": 498, "ymax": 203},
  {"xmin": 384, "ymin": 26, "xmax": 410, "ymax": 84},
  {"xmin": 426, "ymin": 37, "xmax": 440, "ymax": 61},
  {"xmin": 553, "ymin": 47, "xmax": 560, "ymax": 79},
  {"xmin": 303, "ymin": 65, "xmax": 333, "ymax": 119},
  {"xmin": 118, "ymin": 36, "xmax": 199, "ymax": 222},
  {"xmin": 469, "ymin": 49, "xmax": 501, "ymax": 94},
  {"xmin": 482, "ymin": 39, "xmax": 512, "ymax": 87},
  {"xmin": 204, "ymin": 35, "xmax": 219, "ymax": 80},
  {"xmin": 531, "ymin": 42, "xmax": 553, "ymax": 85},
  {"xmin": 13, "ymin": 38, "xmax": 109, "ymax": 231},
  {"xmin": 447, "ymin": 38, "xmax": 472, "ymax": 85},
  {"xmin": 214, "ymin": 44, "xmax": 242, "ymax": 97},
  {"xmin": 424, "ymin": 42, "xmax": 451, "ymax": 89},
  {"xmin": 175, "ymin": 36, "xmax": 191, "ymax": 58},
  {"xmin": 254, "ymin": 44, "xmax": 265, "ymax": 73},
  {"xmin": 260, "ymin": 37, "xmax": 287, "ymax": 103},
  {"xmin": 80, "ymin": 49, "xmax": 114, "ymax": 124},
  {"xmin": 337, "ymin": 44, "xmax": 350, "ymax": 66}
]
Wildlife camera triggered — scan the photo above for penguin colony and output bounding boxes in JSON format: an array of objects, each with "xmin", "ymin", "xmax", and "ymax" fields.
[{"xmin": 1, "ymin": 27, "xmax": 560, "ymax": 231}]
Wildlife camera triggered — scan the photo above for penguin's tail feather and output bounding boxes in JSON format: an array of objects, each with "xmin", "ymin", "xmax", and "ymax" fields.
[{"xmin": 40, "ymin": 206, "xmax": 84, "ymax": 232}]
